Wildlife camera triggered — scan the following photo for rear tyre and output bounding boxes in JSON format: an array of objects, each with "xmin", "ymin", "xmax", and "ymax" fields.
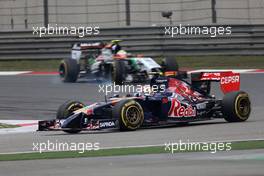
[
  {"xmin": 103, "ymin": 63, "xmax": 113, "ymax": 80},
  {"xmin": 222, "ymin": 91, "xmax": 251, "ymax": 122},
  {"xmin": 163, "ymin": 57, "xmax": 179, "ymax": 72},
  {"xmin": 112, "ymin": 60, "xmax": 126, "ymax": 85},
  {"xmin": 57, "ymin": 100, "xmax": 85, "ymax": 133},
  {"xmin": 113, "ymin": 100, "xmax": 144, "ymax": 131},
  {"xmin": 59, "ymin": 59, "xmax": 80, "ymax": 83}
]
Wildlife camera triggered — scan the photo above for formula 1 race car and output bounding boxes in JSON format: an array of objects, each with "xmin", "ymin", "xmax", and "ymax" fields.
[
  {"xmin": 38, "ymin": 70, "xmax": 251, "ymax": 133},
  {"xmin": 112, "ymin": 52, "xmax": 178, "ymax": 84},
  {"xmin": 59, "ymin": 41, "xmax": 177, "ymax": 84},
  {"xmin": 59, "ymin": 42, "xmax": 112, "ymax": 82}
]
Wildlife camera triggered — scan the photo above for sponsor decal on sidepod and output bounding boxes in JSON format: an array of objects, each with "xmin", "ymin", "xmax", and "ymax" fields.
[
  {"xmin": 169, "ymin": 99, "xmax": 196, "ymax": 117},
  {"xmin": 99, "ymin": 121, "xmax": 115, "ymax": 128}
]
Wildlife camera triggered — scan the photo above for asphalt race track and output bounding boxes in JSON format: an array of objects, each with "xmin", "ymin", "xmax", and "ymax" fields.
[
  {"xmin": 1, "ymin": 149, "xmax": 264, "ymax": 176},
  {"xmin": 0, "ymin": 74, "xmax": 263, "ymax": 154},
  {"xmin": 0, "ymin": 73, "xmax": 263, "ymax": 176}
]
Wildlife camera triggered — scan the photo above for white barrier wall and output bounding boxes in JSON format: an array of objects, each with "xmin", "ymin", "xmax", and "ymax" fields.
[
  {"xmin": 0, "ymin": 0, "xmax": 263, "ymax": 30},
  {"xmin": 0, "ymin": 0, "xmax": 43, "ymax": 30}
]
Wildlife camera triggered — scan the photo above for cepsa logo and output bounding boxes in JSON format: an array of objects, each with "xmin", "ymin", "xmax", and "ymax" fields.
[
  {"xmin": 220, "ymin": 75, "xmax": 239, "ymax": 84},
  {"xmin": 168, "ymin": 99, "xmax": 196, "ymax": 117},
  {"xmin": 220, "ymin": 72, "xmax": 240, "ymax": 94}
]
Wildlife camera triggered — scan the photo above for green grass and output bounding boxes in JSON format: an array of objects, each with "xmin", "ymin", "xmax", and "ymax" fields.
[
  {"xmin": 231, "ymin": 140, "xmax": 264, "ymax": 150},
  {"xmin": 154, "ymin": 55, "xmax": 264, "ymax": 69},
  {"xmin": 175, "ymin": 56, "xmax": 264, "ymax": 69},
  {"xmin": 0, "ymin": 140, "xmax": 264, "ymax": 161},
  {"xmin": 0, "ymin": 123, "xmax": 19, "ymax": 129},
  {"xmin": 0, "ymin": 56, "xmax": 263, "ymax": 71},
  {"xmin": 0, "ymin": 146, "xmax": 164, "ymax": 161},
  {"xmin": 0, "ymin": 60, "xmax": 60, "ymax": 71}
]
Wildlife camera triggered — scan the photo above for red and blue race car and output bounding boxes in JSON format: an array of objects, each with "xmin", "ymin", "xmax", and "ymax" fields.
[{"xmin": 38, "ymin": 71, "xmax": 251, "ymax": 133}]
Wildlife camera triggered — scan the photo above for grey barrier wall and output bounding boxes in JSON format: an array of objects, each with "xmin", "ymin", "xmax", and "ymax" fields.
[{"xmin": 0, "ymin": 24, "xmax": 264, "ymax": 60}]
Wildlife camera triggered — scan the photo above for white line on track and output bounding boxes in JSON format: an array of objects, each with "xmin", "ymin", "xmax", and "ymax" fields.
[
  {"xmin": 0, "ymin": 120, "xmax": 38, "ymax": 125},
  {"xmin": 0, "ymin": 71, "xmax": 31, "ymax": 75},
  {"xmin": 187, "ymin": 69, "xmax": 257, "ymax": 74},
  {"xmin": 0, "ymin": 120, "xmax": 38, "ymax": 135},
  {"xmin": 0, "ymin": 125, "xmax": 38, "ymax": 135}
]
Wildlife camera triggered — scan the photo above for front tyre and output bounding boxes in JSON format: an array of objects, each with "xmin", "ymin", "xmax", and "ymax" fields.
[
  {"xmin": 59, "ymin": 59, "xmax": 79, "ymax": 83},
  {"xmin": 113, "ymin": 100, "xmax": 144, "ymax": 131},
  {"xmin": 222, "ymin": 91, "xmax": 251, "ymax": 122},
  {"xmin": 57, "ymin": 100, "xmax": 85, "ymax": 133}
]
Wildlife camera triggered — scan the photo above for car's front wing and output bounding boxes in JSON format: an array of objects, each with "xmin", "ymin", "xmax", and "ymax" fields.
[{"xmin": 38, "ymin": 119, "xmax": 118, "ymax": 131}]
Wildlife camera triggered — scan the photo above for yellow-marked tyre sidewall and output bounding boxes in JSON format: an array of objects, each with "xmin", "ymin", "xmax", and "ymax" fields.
[
  {"xmin": 117, "ymin": 100, "xmax": 144, "ymax": 130},
  {"xmin": 57, "ymin": 100, "xmax": 85, "ymax": 120},
  {"xmin": 56, "ymin": 100, "xmax": 85, "ymax": 134},
  {"xmin": 64, "ymin": 102, "xmax": 85, "ymax": 117},
  {"xmin": 234, "ymin": 93, "xmax": 251, "ymax": 120},
  {"xmin": 223, "ymin": 91, "xmax": 251, "ymax": 122}
]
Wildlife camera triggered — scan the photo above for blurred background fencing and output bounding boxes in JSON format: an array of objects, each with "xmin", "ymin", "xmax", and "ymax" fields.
[
  {"xmin": 1, "ymin": 0, "xmax": 264, "ymax": 60},
  {"xmin": 0, "ymin": 0, "xmax": 264, "ymax": 30}
]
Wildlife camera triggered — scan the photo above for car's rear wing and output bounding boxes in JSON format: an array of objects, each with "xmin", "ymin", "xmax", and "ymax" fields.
[
  {"xmin": 191, "ymin": 71, "xmax": 240, "ymax": 94},
  {"xmin": 72, "ymin": 42, "xmax": 105, "ymax": 50}
]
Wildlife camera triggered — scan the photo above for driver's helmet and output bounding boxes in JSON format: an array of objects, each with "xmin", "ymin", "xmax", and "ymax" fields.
[
  {"xmin": 111, "ymin": 40, "xmax": 122, "ymax": 44},
  {"xmin": 110, "ymin": 40, "xmax": 122, "ymax": 54}
]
